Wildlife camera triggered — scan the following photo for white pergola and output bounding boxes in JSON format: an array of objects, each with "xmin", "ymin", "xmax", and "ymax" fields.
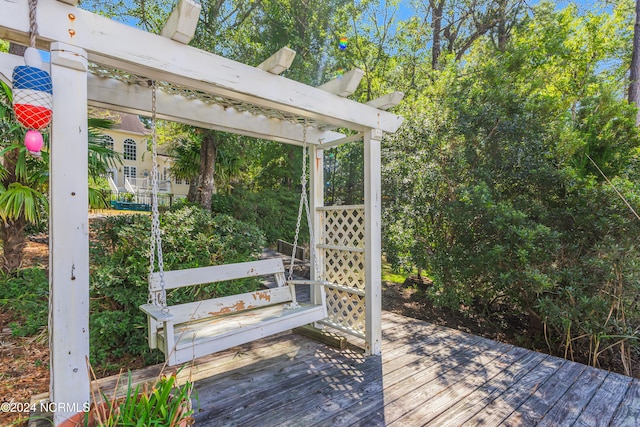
[{"xmin": 0, "ymin": 0, "xmax": 403, "ymax": 424}]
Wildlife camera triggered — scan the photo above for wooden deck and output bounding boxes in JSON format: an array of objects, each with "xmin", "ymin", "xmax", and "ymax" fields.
[
  {"xmin": 116, "ymin": 312, "xmax": 640, "ymax": 426},
  {"xmin": 32, "ymin": 311, "xmax": 640, "ymax": 426}
]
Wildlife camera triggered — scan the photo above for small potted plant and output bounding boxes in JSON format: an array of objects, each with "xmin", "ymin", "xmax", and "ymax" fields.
[{"xmin": 62, "ymin": 369, "xmax": 195, "ymax": 427}]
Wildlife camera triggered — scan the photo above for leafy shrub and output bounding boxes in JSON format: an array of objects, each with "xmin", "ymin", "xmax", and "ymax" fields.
[
  {"xmin": 0, "ymin": 268, "xmax": 48, "ymax": 336},
  {"xmin": 211, "ymin": 187, "xmax": 306, "ymax": 245},
  {"xmin": 383, "ymin": 6, "xmax": 640, "ymax": 373},
  {"xmin": 90, "ymin": 206, "xmax": 266, "ymax": 367}
]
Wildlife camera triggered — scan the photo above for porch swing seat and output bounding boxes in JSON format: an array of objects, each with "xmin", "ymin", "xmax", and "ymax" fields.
[{"xmin": 140, "ymin": 258, "xmax": 327, "ymax": 366}]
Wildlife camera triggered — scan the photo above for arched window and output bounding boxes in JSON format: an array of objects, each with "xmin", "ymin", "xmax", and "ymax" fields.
[
  {"xmin": 104, "ymin": 135, "xmax": 114, "ymax": 150},
  {"xmin": 123, "ymin": 138, "xmax": 136, "ymax": 160}
]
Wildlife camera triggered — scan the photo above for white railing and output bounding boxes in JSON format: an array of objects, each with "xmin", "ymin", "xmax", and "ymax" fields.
[
  {"xmin": 107, "ymin": 175, "xmax": 119, "ymax": 194},
  {"xmin": 124, "ymin": 177, "xmax": 172, "ymax": 193},
  {"xmin": 124, "ymin": 178, "xmax": 137, "ymax": 194},
  {"xmin": 127, "ymin": 177, "xmax": 148, "ymax": 189}
]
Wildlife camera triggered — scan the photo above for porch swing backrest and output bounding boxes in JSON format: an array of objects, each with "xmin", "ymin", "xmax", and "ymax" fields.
[{"xmin": 148, "ymin": 258, "xmax": 291, "ymax": 322}]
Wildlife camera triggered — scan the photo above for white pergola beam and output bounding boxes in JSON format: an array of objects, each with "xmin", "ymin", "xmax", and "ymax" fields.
[
  {"xmin": 318, "ymin": 133, "xmax": 363, "ymax": 150},
  {"xmin": 160, "ymin": 0, "xmax": 201, "ymax": 44},
  {"xmin": 366, "ymin": 91, "xmax": 404, "ymax": 110},
  {"xmin": 87, "ymin": 75, "xmax": 344, "ymax": 146},
  {"xmin": 0, "ymin": 52, "xmax": 347, "ymax": 146},
  {"xmin": 317, "ymin": 69, "xmax": 364, "ymax": 97},
  {"xmin": 257, "ymin": 47, "xmax": 296, "ymax": 75},
  {"xmin": 309, "ymin": 145, "xmax": 324, "ymax": 313},
  {"xmin": 0, "ymin": 0, "xmax": 403, "ymax": 133}
]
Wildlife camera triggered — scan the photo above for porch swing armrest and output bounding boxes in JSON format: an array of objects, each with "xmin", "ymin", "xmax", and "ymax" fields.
[
  {"xmin": 140, "ymin": 304, "xmax": 175, "ymax": 322},
  {"xmin": 286, "ymin": 280, "xmax": 330, "ymax": 287}
]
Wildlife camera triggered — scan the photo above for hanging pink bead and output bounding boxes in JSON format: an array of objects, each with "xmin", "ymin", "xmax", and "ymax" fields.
[{"xmin": 24, "ymin": 130, "xmax": 44, "ymax": 156}]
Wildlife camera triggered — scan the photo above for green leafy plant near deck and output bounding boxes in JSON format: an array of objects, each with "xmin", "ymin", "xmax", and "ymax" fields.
[{"xmin": 83, "ymin": 369, "xmax": 195, "ymax": 427}]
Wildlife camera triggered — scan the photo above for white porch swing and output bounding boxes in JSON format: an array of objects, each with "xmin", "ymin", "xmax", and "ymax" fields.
[{"xmin": 140, "ymin": 82, "xmax": 328, "ymax": 366}]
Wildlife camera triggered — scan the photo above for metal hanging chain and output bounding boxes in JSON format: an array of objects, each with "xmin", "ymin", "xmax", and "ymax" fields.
[
  {"xmin": 288, "ymin": 122, "xmax": 321, "ymax": 283},
  {"xmin": 148, "ymin": 81, "xmax": 168, "ymax": 312},
  {"xmin": 28, "ymin": 0, "xmax": 37, "ymax": 49}
]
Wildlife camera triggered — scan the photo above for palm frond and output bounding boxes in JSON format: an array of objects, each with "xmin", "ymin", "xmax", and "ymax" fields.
[
  {"xmin": 0, "ymin": 182, "xmax": 48, "ymax": 224},
  {"xmin": 88, "ymin": 118, "xmax": 121, "ymax": 179},
  {"xmin": 89, "ymin": 186, "xmax": 109, "ymax": 209}
]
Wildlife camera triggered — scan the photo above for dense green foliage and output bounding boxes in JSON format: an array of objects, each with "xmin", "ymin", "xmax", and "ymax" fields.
[
  {"xmin": 0, "ymin": 268, "xmax": 48, "ymax": 336},
  {"xmin": 211, "ymin": 188, "xmax": 305, "ymax": 245},
  {"xmin": 384, "ymin": 4, "xmax": 640, "ymax": 371}
]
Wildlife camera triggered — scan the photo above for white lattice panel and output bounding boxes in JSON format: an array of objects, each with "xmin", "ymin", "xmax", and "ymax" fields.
[
  {"xmin": 319, "ymin": 206, "xmax": 366, "ymax": 336},
  {"xmin": 323, "ymin": 249, "xmax": 365, "ymax": 290},
  {"xmin": 325, "ymin": 288, "xmax": 366, "ymax": 334},
  {"xmin": 323, "ymin": 208, "xmax": 365, "ymax": 247}
]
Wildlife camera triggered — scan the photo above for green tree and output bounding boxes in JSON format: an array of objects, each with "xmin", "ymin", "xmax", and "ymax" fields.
[
  {"xmin": 630, "ymin": 0, "xmax": 640, "ymax": 124},
  {"xmin": 384, "ymin": 3, "xmax": 640, "ymax": 371}
]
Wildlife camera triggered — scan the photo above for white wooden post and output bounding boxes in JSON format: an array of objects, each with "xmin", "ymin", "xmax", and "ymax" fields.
[
  {"xmin": 309, "ymin": 144, "xmax": 324, "ymax": 305},
  {"xmin": 49, "ymin": 42, "xmax": 90, "ymax": 426},
  {"xmin": 364, "ymin": 128, "xmax": 383, "ymax": 355}
]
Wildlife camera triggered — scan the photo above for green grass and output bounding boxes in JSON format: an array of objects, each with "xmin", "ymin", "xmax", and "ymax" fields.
[{"xmin": 382, "ymin": 263, "xmax": 410, "ymax": 284}]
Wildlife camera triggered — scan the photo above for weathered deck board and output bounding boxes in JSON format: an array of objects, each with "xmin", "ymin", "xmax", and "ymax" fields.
[
  {"xmin": 186, "ymin": 312, "xmax": 640, "ymax": 427},
  {"xmin": 196, "ymin": 322, "xmax": 468, "ymax": 425},
  {"xmin": 609, "ymin": 380, "xmax": 640, "ymax": 427},
  {"xmin": 501, "ymin": 357, "xmax": 587, "ymax": 426},
  {"xmin": 461, "ymin": 351, "xmax": 566, "ymax": 426},
  {"xmin": 536, "ymin": 367, "xmax": 609, "ymax": 426},
  {"xmin": 34, "ymin": 311, "xmax": 640, "ymax": 427},
  {"xmin": 268, "ymin": 332, "xmax": 492, "ymax": 427},
  {"xmin": 573, "ymin": 371, "xmax": 633, "ymax": 427},
  {"xmin": 381, "ymin": 347, "xmax": 531, "ymax": 426},
  {"xmin": 426, "ymin": 349, "xmax": 548, "ymax": 426}
]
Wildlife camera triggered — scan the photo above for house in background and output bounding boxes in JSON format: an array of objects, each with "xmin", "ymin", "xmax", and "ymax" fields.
[{"xmin": 97, "ymin": 111, "xmax": 190, "ymax": 205}]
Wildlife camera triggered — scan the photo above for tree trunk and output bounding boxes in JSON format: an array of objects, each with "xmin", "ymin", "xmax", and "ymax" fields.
[
  {"xmin": 496, "ymin": 0, "xmax": 509, "ymax": 51},
  {"xmin": 0, "ymin": 142, "xmax": 24, "ymax": 272},
  {"xmin": 196, "ymin": 131, "xmax": 218, "ymax": 211},
  {"xmin": 430, "ymin": 0, "xmax": 444, "ymax": 69},
  {"xmin": 1, "ymin": 217, "xmax": 27, "ymax": 272},
  {"xmin": 629, "ymin": 0, "xmax": 640, "ymax": 126},
  {"xmin": 187, "ymin": 178, "xmax": 199, "ymax": 203}
]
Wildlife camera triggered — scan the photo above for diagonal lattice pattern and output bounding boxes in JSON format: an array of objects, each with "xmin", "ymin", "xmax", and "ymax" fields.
[
  {"xmin": 323, "ymin": 208, "xmax": 365, "ymax": 247},
  {"xmin": 325, "ymin": 288, "xmax": 366, "ymax": 334},
  {"xmin": 320, "ymin": 206, "xmax": 366, "ymax": 336},
  {"xmin": 323, "ymin": 249, "xmax": 364, "ymax": 290}
]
